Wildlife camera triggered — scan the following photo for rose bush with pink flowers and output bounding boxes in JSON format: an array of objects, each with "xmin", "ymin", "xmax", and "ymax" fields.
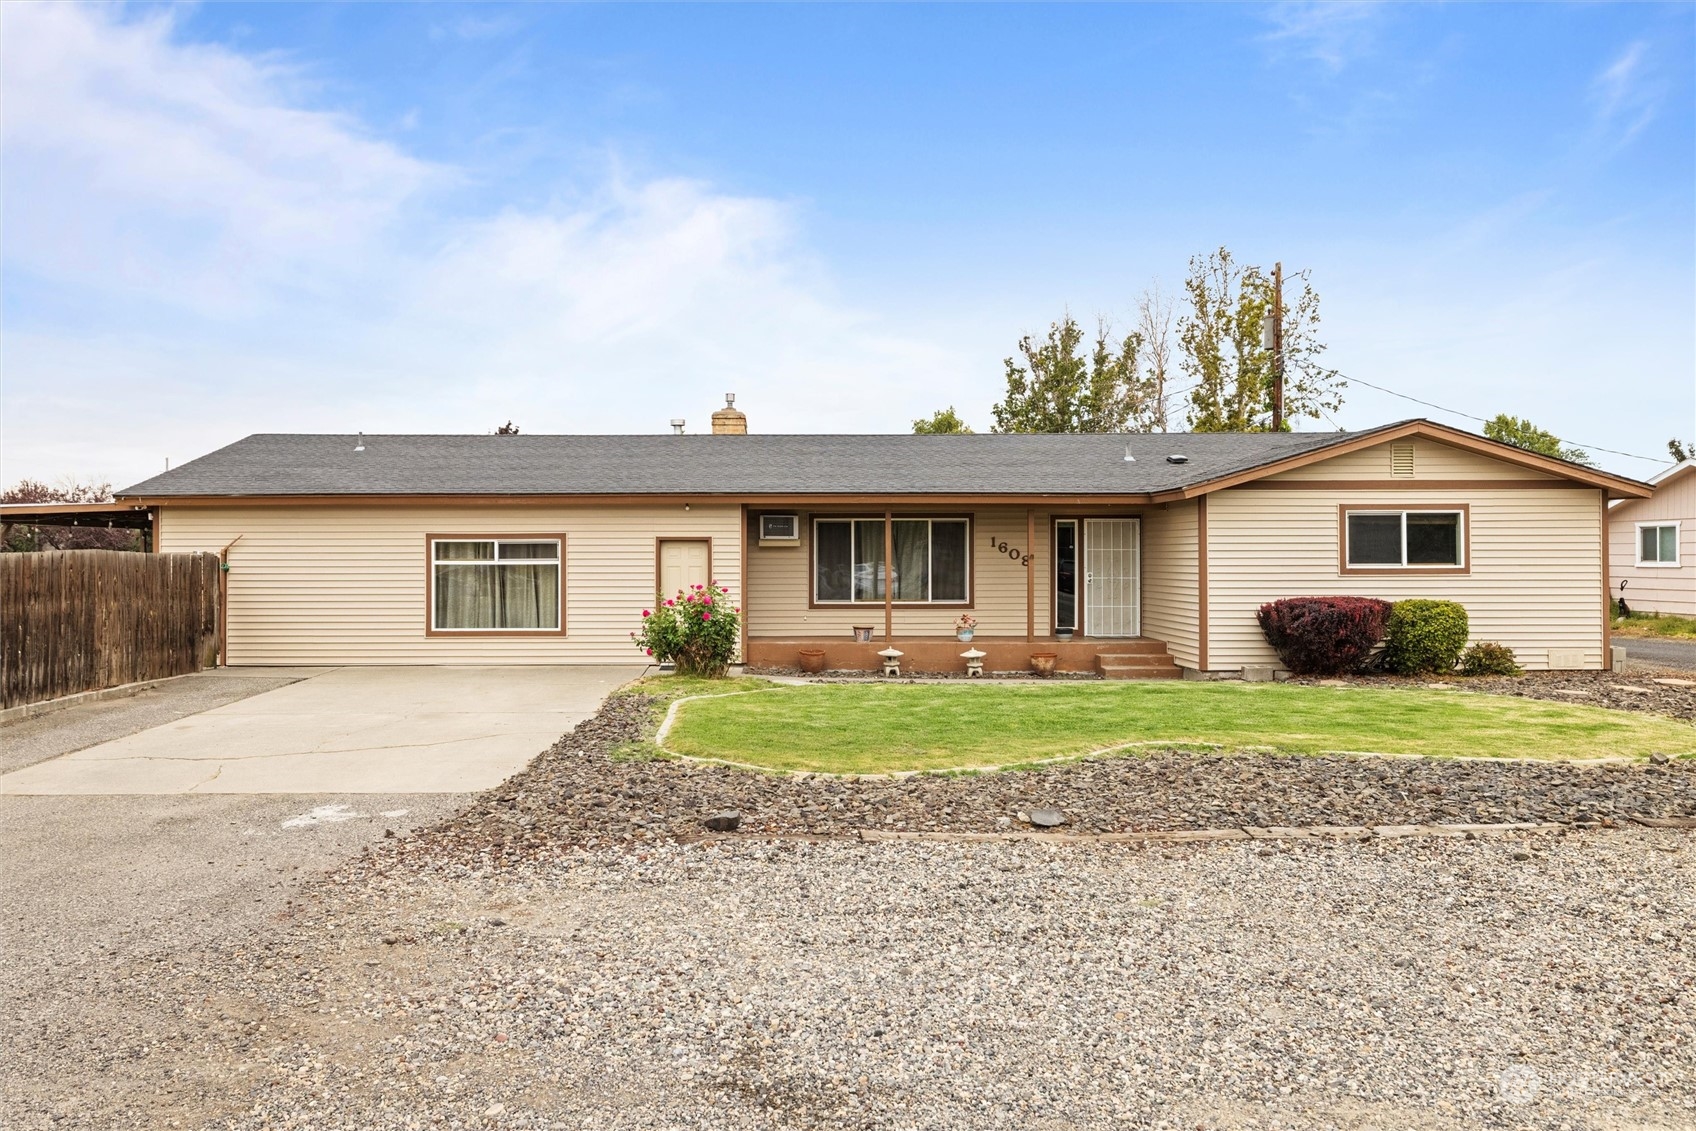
[{"xmin": 631, "ymin": 581, "xmax": 741, "ymax": 677}]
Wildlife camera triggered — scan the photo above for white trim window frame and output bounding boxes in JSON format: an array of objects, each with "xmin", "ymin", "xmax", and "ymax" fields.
[
  {"xmin": 430, "ymin": 538, "xmax": 563, "ymax": 631},
  {"xmin": 812, "ymin": 517, "xmax": 970, "ymax": 604},
  {"xmin": 1345, "ymin": 509, "xmax": 1466, "ymax": 569},
  {"xmin": 1635, "ymin": 521, "xmax": 1681, "ymax": 567}
]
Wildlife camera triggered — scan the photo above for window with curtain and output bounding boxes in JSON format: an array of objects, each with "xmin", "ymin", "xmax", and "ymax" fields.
[
  {"xmin": 432, "ymin": 539, "xmax": 561, "ymax": 630},
  {"xmin": 814, "ymin": 518, "xmax": 969, "ymax": 603},
  {"xmin": 1344, "ymin": 510, "xmax": 1464, "ymax": 568},
  {"xmin": 1637, "ymin": 523, "xmax": 1680, "ymax": 565}
]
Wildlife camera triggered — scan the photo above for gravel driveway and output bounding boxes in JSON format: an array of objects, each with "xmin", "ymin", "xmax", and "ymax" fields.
[{"xmin": 7, "ymin": 830, "xmax": 1689, "ymax": 1130}]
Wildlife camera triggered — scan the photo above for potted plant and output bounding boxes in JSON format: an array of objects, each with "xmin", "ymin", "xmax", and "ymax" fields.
[{"xmin": 955, "ymin": 612, "xmax": 978, "ymax": 642}]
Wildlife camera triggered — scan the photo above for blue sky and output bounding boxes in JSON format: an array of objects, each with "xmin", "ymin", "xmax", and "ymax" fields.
[{"xmin": 2, "ymin": 2, "xmax": 1691, "ymax": 488}]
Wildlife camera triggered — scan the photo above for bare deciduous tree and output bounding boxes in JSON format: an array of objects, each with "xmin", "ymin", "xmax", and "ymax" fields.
[{"xmin": 1132, "ymin": 283, "xmax": 1175, "ymax": 432}]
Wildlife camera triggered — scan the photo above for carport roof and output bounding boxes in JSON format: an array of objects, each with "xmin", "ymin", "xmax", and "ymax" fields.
[{"xmin": 114, "ymin": 419, "xmax": 1651, "ymax": 501}]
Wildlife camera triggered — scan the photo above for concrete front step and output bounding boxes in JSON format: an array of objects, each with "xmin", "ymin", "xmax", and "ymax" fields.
[{"xmin": 1096, "ymin": 647, "xmax": 1182, "ymax": 680}]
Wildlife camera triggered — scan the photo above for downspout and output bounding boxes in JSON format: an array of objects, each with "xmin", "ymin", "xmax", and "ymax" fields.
[{"xmin": 218, "ymin": 535, "xmax": 243, "ymax": 668}]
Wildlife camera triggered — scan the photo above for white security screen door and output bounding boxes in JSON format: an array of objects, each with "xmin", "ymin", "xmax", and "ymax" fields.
[
  {"xmin": 1083, "ymin": 518, "xmax": 1140, "ymax": 637},
  {"xmin": 658, "ymin": 540, "xmax": 710, "ymax": 596}
]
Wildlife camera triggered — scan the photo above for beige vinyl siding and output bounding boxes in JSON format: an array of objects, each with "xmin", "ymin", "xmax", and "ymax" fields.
[
  {"xmin": 1140, "ymin": 501, "xmax": 1199, "ymax": 668},
  {"xmin": 1206, "ymin": 486, "xmax": 1604, "ymax": 671},
  {"xmin": 745, "ymin": 509, "xmax": 1048, "ymax": 637},
  {"xmin": 1608, "ymin": 467, "xmax": 1696, "ymax": 616},
  {"xmin": 1265, "ymin": 438, "xmax": 1559, "ymax": 481},
  {"xmin": 156, "ymin": 504, "xmax": 741, "ymax": 665}
]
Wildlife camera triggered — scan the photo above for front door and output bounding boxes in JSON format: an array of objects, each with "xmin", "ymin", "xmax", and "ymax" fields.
[
  {"xmin": 1083, "ymin": 518, "xmax": 1140, "ymax": 637},
  {"xmin": 658, "ymin": 539, "xmax": 711, "ymax": 598}
]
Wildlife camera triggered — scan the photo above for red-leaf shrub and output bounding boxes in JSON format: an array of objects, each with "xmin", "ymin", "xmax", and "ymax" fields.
[{"xmin": 1256, "ymin": 597, "xmax": 1393, "ymax": 676}]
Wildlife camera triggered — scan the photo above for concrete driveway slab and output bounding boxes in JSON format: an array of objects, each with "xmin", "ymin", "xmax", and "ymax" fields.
[{"xmin": 0, "ymin": 666, "xmax": 642, "ymax": 795}]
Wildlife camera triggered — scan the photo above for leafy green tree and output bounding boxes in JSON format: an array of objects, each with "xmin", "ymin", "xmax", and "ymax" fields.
[
  {"xmin": 990, "ymin": 315, "xmax": 1147, "ymax": 433},
  {"xmin": 1670, "ymin": 438, "xmax": 1691, "ymax": 463},
  {"xmin": 911, "ymin": 407, "xmax": 974, "ymax": 434},
  {"xmin": 1483, "ymin": 414, "xmax": 1593, "ymax": 466},
  {"xmin": 1179, "ymin": 247, "xmax": 1343, "ymax": 432}
]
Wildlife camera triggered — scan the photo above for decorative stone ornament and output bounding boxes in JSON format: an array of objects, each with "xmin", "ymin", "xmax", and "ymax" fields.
[
  {"xmin": 877, "ymin": 646, "xmax": 904, "ymax": 677},
  {"xmin": 961, "ymin": 648, "xmax": 987, "ymax": 678}
]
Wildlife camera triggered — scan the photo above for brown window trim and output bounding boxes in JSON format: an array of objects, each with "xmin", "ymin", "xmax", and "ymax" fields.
[
  {"xmin": 806, "ymin": 513, "xmax": 975, "ymax": 610},
  {"xmin": 1337, "ymin": 505, "xmax": 1471, "ymax": 576},
  {"xmin": 654, "ymin": 537, "xmax": 714, "ymax": 599},
  {"xmin": 423, "ymin": 532, "xmax": 569, "ymax": 637}
]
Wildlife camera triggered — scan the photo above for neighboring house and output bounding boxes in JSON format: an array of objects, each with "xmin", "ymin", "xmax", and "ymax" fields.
[
  {"xmin": 1608, "ymin": 459, "xmax": 1695, "ymax": 617},
  {"xmin": 111, "ymin": 409, "xmax": 1650, "ymax": 676}
]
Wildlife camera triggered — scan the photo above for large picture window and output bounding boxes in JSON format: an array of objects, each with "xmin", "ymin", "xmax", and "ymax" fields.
[
  {"xmin": 1637, "ymin": 522, "xmax": 1680, "ymax": 566},
  {"xmin": 813, "ymin": 518, "xmax": 969, "ymax": 604},
  {"xmin": 1342, "ymin": 508, "xmax": 1466, "ymax": 571},
  {"xmin": 430, "ymin": 537, "xmax": 563, "ymax": 632}
]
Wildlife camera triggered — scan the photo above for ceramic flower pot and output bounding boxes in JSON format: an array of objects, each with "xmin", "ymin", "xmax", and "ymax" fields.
[
  {"xmin": 957, "ymin": 630, "xmax": 974, "ymax": 642},
  {"xmin": 1029, "ymin": 652, "xmax": 1058, "ymax": 677},
  {"xmin": 798, "ymin": 648, "xmax": 827, "ymax": 674}
]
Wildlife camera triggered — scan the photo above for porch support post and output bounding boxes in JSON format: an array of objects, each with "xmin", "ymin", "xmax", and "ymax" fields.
[
  {"xmin": 883, "ymin": 511, "xmax": 894, "ymax": 642},
  {"xmin": 738, "ymin": 504, "xmax": 749, "ymax": 666},
  {"xmin": 1025, "ymin": 507, "xmax": 1035, "ymax": 642}
]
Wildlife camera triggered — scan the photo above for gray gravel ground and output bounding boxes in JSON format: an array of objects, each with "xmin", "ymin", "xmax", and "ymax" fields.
[
  {"xmin": 8, "ymin": 829, "xmax": 1688, "ymax": 1130},
  {"xmin": 0, "ymin": 792, "xmax": 471, "ymax": 1125},
  {"xmin": 0, "ymin": 670, "xmax": 312, "ymax": 774}
]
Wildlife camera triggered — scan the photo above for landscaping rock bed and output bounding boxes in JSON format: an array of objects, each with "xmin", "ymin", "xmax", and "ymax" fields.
[{"xmin": 384, "ymin": 690, "xmax": 1696, "ymax": 867}]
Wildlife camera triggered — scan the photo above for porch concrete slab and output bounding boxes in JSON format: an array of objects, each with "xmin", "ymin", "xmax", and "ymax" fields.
[{"xmin": 0, "ymin": 666, "xmax": 640, "ymax": 796}]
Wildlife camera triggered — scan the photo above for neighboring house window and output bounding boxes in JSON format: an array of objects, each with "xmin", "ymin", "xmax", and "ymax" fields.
[
  {"xmin": 1637, "ymin": 522, "xmax": 1680, "ymax": 566},
  {"xmin": 814, "ymin": 518, "xmax": 969, "ymax": 603},
  {"xmin": 1342, "ymin": 508, "xmax": 1466, "ymax": 570},
  {"xmin": 430, "ymin": 537, "xmax": 563, "ymax": 631}
]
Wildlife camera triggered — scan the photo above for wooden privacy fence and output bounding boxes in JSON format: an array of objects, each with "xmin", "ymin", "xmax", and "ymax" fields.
[{"xmin": 0, "ymin": 550, "xmax": 220, "ymax": 710}]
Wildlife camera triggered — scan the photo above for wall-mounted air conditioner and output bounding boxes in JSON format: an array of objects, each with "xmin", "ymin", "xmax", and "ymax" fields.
[{"xmin": 758, "ymin": 514, "xmax": 800, "ymax": 546}]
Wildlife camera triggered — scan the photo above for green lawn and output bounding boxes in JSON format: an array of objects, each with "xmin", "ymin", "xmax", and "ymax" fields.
[
  {"xmin": 1614, "ymin": 612, "xmax": 1696, "ymax": 639},
  {"xmin": 658, "ymin": 680, "xmax": 1696, "ymax": 773}
]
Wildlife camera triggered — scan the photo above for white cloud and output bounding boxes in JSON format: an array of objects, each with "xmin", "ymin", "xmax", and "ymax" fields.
[
  {"xmin": 0, "ymin": 3, "xmax": 439, "ymax": 309},
  {"xmin": 1589, "ymin": 40, "xmax": 1661, "ymax": 146},
  {"xmin": 1262, "ymin": 2, "xmax": 1382, "ymax": 72},
  {"xmin": 0, "ymin": 4, "xmax": 965, "ymax": 488}
]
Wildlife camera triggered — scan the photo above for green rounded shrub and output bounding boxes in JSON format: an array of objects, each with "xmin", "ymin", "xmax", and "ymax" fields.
[
  {"xmin": 1459, "ymin": 642, "xmax": 1521, "ymax": 677},
  {"xmin": 1383, "ymin": 599, "xmax": 1469, "ymax": 675}
]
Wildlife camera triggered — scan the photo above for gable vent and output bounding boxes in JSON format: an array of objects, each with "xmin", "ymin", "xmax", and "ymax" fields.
[{"xmin": 1390, "ymin": 444, "xmax": 1415, "ymax": 478}]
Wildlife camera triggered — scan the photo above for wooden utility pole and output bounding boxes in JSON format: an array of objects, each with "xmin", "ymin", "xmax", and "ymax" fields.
[{"xmin": 1270, "ymin": 261, "xmax": 1285, "ymax": 432}]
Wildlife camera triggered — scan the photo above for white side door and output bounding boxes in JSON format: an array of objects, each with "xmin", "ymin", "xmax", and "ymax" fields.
[{"xmin": 658, "ymin": 540, "xmax": 711, "ymax": 597}]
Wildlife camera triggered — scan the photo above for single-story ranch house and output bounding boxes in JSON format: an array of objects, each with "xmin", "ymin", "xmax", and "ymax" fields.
[{"xmin": 112, "ymin": 408, "xmax": 1651, "ymax": 676}]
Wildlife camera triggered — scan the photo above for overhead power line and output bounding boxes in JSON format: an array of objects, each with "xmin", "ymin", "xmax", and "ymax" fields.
[
  {"xmin": 1142, "ymin": 374, "xmax": 1664, "ymax": 465},
  {"xmin": 1341, "ymin": 374, "xmax": 1667, "ymax": 464}
]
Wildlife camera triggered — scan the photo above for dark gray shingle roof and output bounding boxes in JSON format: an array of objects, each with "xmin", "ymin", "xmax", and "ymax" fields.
[{"xmin": 117, "ymin": 428, "xmax": 1387, "ymax": 499}]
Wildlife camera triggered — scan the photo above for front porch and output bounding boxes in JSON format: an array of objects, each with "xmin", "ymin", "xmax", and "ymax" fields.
[
  {"xmin": 743, "ymin": 636, "xmax": 1181, "ymax": 678},
  {"xmin": 737, "ymin": 502, "xmax": 1202, "ymax": 678}
]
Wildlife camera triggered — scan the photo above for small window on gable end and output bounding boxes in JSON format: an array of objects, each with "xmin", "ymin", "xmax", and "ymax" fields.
[{"xmin": 1390, "ymin": 444, "xmax": 1415, "ymax": 478}]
